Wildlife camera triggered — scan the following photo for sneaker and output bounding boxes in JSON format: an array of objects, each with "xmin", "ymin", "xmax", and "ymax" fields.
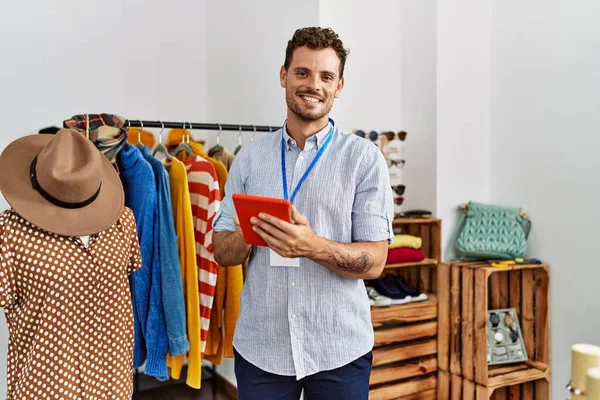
[
  {"xmin": 386, "ymin": 275, "xmax": 428, "ymax": 302},
  {"xmin": 369, "ymin": 278, "xmax": 411, "ymax": 305},
  {"xmin": 366, "ymin": 286, "xmax": 393, "ymax": 307}
]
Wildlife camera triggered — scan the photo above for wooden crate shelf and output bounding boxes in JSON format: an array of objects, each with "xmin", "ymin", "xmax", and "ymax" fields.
[
  {"xmin": 438, "ymin": 261, "xmax": 551, "ymax": 399},
  {"xmin": 371, "ymin": 356, "xmax": 438, "ymax": 386},
  {"xmin": 439, "ymin": 366, "xmax": 550, "ymax": 399},
  {"xmin": 384, "ymin": 258, "xmax": 438, "ymax": 269},
  {"xmin": 371, "ymin": 294, "xmax": 437, "ymax": 326},
  {"xmin": 369, "ymin": 374, "xmax": 438, "ymax": 400},
  {"xmin": 369, "ymin": 218, "xmax": 441, "ymax": 400},
  {"xmin": 393, "ymin": 218, "xmax": 440, "ymax": 225}
]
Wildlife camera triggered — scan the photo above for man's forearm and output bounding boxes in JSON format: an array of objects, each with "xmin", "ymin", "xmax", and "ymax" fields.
[
  {"xmin": 213, "ymin": 231, "xmax": 251, "ymax": 267},
  {"xmin": 308, "ymin": 237, "xmax": 386, "ymax": 280}
]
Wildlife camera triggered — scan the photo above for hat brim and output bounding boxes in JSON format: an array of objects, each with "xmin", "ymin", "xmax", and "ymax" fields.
[{"xmin": 0, "ymin": 134, "xmax": 124, "ymax": 236}]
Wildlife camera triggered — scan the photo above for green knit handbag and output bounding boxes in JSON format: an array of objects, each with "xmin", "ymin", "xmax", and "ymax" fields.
[{"xmin": 452, "ymin": 201, "xmax": 532, "ymax": 260}]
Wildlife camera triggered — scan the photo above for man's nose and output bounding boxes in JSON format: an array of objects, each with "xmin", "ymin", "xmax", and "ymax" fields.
[{"xmin": 305, "ymin": 75, "xmax": 322, "ymax": 93}]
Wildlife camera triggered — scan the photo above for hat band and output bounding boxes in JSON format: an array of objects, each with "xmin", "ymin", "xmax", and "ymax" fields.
[{"xmin": 30, "ymin": 156, "xmax": 102, "ymax": 209}]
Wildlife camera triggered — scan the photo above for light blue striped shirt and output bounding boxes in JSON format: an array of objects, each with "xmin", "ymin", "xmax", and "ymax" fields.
[{"xmin": 213, "ymin": 121, "xmax": 394, "ymax": 379}]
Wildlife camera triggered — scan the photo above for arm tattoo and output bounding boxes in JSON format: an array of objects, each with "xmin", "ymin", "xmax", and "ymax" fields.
[{"xmin": 328, "ymin": 243, "xmax": 375, "ymax": 274}]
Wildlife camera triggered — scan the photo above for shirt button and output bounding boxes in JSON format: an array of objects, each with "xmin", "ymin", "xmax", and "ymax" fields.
[
  {"xmin": 291, "ymin": 313, "xmax": 296, "ymax": 319},
  {"xmin": 291, "ymin": 281, "xmax": 296, "ymax": 287}
]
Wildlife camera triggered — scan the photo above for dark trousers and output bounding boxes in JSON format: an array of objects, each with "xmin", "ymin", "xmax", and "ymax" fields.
[{"xmin": 234, "ymin": 347, "xmax": 372, "ymax": 400}]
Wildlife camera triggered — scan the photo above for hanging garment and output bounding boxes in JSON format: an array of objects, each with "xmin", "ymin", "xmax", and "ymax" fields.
[
  {"xmin": 117, "ymin": 144, "xmax": 169, "ymax": 378},
  {"xmin": 166, "ymin": 158, "xmax": 202, "ymax": 389},
  {"xmin": 0, "ymin": 208, "xmax": 142, "ymax": 400},
  {"xmin": 180, "ymin": 155, "xmax": 220, "ymax": 357},
  {"xmin": 208, "ymin": 145, "xmax": 235, "ymax": 171},
  {"xmin": 166, "ymin": 129, "xmax": 228, "ymax": 196},
  {"xmin": 128, "ymin": 127, "xmax": 156, "ymax": 148},
  {"xmin": 141, "ymin": 146, "xmax": 189, "ymax": 357},
  {"xmin": 204, "ymin": 262, "xmax": 243, "ymax": 363},
  {"xmin": 202, "ymin": 163, "xmax": 243, "ymax": 363},
  {"xmin": 63, "ymin": 114, "xmax": 128, "ymax": 167}
]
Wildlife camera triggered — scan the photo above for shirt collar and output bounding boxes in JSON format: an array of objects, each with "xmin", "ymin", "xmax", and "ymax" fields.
[{"xmin": 282, "ymin": 120, "xmax": 333, "ymax": 151}]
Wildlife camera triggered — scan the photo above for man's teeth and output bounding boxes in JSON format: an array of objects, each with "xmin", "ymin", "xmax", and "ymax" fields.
[{"xmin": 301, "ymin": 95, "xmax": 320, "ymax": 103}]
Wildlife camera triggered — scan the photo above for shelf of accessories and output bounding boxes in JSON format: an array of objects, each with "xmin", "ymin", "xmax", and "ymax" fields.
[
  {"xmin": 393, "ymin": 217, "xmax": 438, "ymax": 225},
  {"xmin": 368, "ymin": 218, "xmax": 442, "ymax": 400},
  {"xmin": 384, "ymin": 258, "xmax": 438, "ymax": 270},
  {"xmin": 437, "ymin": 261, "xmax": 551, "ymax": 400}
]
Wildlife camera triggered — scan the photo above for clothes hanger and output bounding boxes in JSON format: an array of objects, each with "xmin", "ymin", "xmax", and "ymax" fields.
[
  {"xmin": 152, "ymin": 121, "xmax": 173, "ymax": 160},
  {"xmin": 173, "ymin": 122, "xmax": 196, "ymax": 158},
  {"xmin": 208, "ymin": 123, "xmax": 223, "ymax": 157},
  {"xmin": 251, "ymin": 125, "xmax": 257, "ymax": 142},
  {"xmin": 234, "ymin": 125, "xmax": 243, "ymax": 155},
  {"xmin": 135, "ymin": 120, "xmax": 145, "ymax": 149}
]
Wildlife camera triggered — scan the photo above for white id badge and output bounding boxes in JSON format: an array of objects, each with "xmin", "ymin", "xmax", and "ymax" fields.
[{"xmin": 269, "ymin": 249, "xmax": 300, "ymax": 267}]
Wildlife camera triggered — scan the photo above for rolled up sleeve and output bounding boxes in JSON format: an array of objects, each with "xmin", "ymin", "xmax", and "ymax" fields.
[
  {"xmin": 213, "ymin": 153, "xmax": 246, "ymax": 233},
  {"xmin": 351, "ymin": 147, "xmax": 394, "ymax": 244}
]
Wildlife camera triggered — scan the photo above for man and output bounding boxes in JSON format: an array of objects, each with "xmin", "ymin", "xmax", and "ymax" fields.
[{"xmin": 213, "ymin": 27, "xmax": 394, "ymax": 399}]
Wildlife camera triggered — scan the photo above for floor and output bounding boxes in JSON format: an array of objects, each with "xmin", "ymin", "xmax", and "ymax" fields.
[{"xmin": 134, "ymin": 381, "xmax": 231, "ymax": 400}]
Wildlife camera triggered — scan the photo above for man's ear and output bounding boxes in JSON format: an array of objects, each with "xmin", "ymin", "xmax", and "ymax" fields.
[
  {"xmin": 280, "ymin": 65, "xmax": 287, "ymax": 88},
  {"xmin": 334, "ymin": 76, "xmax": 345, "ymax": 98}
]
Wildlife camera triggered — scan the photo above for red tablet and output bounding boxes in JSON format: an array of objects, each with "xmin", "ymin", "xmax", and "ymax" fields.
[{"xmin": 232, "ymin": 193, "xmax": 292, "ymax": 247}]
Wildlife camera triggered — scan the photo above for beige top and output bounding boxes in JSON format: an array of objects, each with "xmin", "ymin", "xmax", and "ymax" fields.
[{"xmin": 0, "ymin": 207, "xmax": 142, "ymax": 400}]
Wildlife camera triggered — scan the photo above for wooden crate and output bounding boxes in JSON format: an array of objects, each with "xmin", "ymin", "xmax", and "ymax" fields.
[
  {"xmin": 388, "ymin": 218, "xmax": 442, "ymax": 295},
  {"xmin": 438, "ymin": 369, "xmax": 551, "ymax": 400},
  {"xmin": 368, "ymin": 218, "xmax": 442, "ymax": 400},
  {"xmin": 437, "ymin": 261, "xmax": 551, "ymax": 399},
  {"xmin": 369, "ymin": 296, "xmax": 439, "ymax": 399}
]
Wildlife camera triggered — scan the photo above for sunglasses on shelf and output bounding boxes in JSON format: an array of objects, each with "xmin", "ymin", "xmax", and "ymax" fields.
[
  {"xmin": 392, "ymin": 185, "xmax": 405, "ymax": 196},
  {"xmin": 387, "ymin": 159, "xmax": 405, "ymax": 168},
  {"xmin": 355, "ymin": 130, "xmax": 380, "ymax": 142},
  {"xmin": 383, "ymin": 131, "xmax": 407, "ymax": 142}
]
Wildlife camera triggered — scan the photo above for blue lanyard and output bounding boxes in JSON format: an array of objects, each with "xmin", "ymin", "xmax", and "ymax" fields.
[{"xmin": 281, "ymin": 119, "xmax": 335, "ymax": 204}]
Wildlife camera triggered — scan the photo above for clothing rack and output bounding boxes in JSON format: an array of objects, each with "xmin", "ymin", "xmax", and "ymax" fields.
[
  {"xmin": 124, "ymin": 119, "xmax": 281, "ymax": 133},
  {"xmin": 129, "ymin": 118, "xmax": 279, "ymax": 398}
]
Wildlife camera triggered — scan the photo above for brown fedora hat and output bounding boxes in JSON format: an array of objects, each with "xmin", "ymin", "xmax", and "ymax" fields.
[{"xmin": 0, "ymin": 129, "xmax": 124, "ymax": 236}]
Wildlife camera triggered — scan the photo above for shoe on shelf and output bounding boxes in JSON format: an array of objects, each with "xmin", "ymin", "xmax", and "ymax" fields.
[
  {"xmin": 366, "ymin": 286, "xmax": 392, "ymax": 307},
  {"xmin": 368, "ymin": 278, "xmax": 411, "ymax": 305},
  {"xmin": 385, "ymin": 275, "xmax": 428, "ymax": 302}
]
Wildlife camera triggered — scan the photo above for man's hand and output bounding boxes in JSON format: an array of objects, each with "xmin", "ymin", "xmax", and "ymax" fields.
[
  {"xmin": 251, "ymin": 206, "xmax": 317, "ymax": 258},
  {"xmin": 251, "ymin": 206, "xmax": 387, "ymax": 280}
]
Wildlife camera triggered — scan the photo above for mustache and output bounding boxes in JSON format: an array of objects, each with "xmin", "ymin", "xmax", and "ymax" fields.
[{"xmin": 297, "ymin": 91, "xmax": 323, "ymax": 100}]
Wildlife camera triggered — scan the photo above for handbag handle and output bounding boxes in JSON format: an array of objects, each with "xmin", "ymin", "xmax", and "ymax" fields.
[{"xmin": 445, "ymin": 205, "xmax": 468, "ymax": 260}]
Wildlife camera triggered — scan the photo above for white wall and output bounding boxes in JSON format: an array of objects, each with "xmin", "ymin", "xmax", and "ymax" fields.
[
  {"xmin": 399, "ymin": 0, "xmax": 437, "ymax": 214},
  {"xmin": 436, "ymin": 0, "xmax": 492, "ymax": 255},
  {"xmin": 0, "ymin": 1, "xmax": 208, "ymax": 397},
  {"xmin": 491, "ymin": 0, "xmax": 600, "ymax": 394}
]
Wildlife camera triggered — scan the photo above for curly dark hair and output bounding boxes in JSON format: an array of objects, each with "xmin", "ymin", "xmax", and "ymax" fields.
[{"xmin": 284, "ymin": 27, "xmax": 350, "ymax": 78}]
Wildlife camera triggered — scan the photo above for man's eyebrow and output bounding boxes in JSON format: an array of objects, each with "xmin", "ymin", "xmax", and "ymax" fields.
[{"xmin": 293, "ymin": 66, "xmax": 337, "ymax": 77}]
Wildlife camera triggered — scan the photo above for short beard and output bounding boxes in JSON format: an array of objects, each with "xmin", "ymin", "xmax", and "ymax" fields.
[{"xmin": 286, "ymin": 88, "xmax": 333, "ymax": 122}]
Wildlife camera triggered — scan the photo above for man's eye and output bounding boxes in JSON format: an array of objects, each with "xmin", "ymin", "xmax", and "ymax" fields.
[
  {"xmin": 297, "ymin": 72, "xmax": 307, "ymax": 77},
  {"xmin": 323, "ymin": 75, "xmax": 333, "ymax": 81}
]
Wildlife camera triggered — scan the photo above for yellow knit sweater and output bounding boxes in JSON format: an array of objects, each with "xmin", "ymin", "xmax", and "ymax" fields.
[{"xmin": 166, "ymin": 158, "xmax": 202, "ymax": 388}]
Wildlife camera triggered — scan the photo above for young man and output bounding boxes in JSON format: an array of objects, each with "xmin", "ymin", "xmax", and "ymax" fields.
[{"xmin": 213, "ymin": 27, "xmax": 394, "ymax": 399}]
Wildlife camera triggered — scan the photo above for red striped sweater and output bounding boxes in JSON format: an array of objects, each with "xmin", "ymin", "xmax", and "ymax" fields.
[{"xmin": 182, "ymin": 156, "xmax": 220, "ymax": 357}]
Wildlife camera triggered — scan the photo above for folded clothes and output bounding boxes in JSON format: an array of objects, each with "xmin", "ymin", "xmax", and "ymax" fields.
[
  {"xmin": 386, "ymin": 247, "xmax": 426, "ymax": 264},
  {"xmin": 389, "ymin": 234, "xmax": 422, "ymax": 249}
]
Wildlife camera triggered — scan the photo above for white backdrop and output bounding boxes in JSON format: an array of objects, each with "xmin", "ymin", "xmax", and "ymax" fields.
[{"xmin": 2, "ymin": 0, "xmax": 599, "ymax": 397}]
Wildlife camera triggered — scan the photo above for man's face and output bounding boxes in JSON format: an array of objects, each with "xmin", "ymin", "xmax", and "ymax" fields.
[{"xmin": 280, "ymin": 46, "xmax": 345, "ymax": 122}]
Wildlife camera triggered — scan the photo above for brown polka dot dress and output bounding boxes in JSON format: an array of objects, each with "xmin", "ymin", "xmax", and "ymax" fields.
[{"xmin": 0, "ymin": 207, "xmax": 142, "ymax": 399}]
